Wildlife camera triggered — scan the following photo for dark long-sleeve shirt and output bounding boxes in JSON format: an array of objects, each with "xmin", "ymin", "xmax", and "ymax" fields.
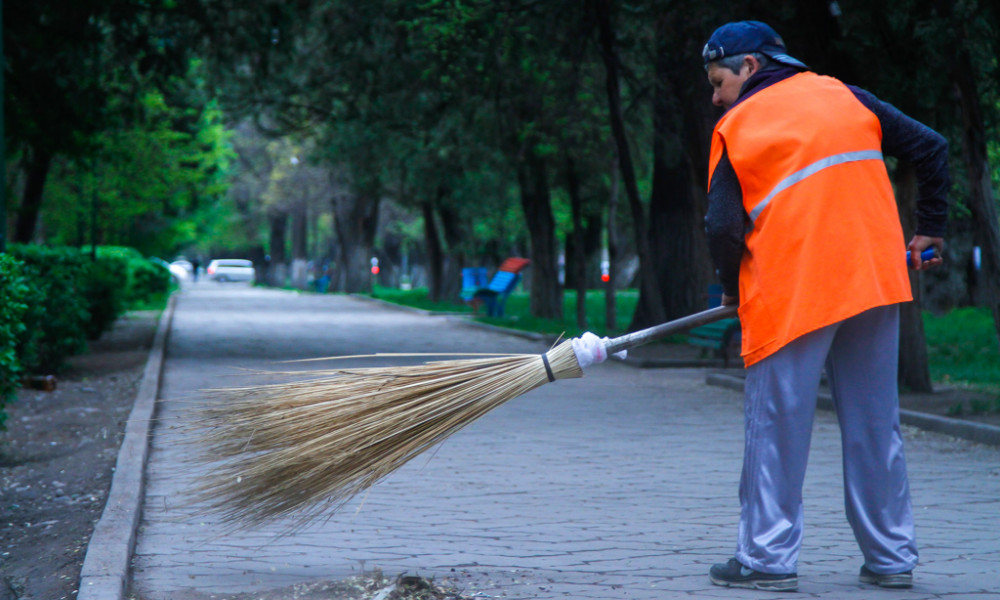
[{"xmin": 705, "ymin": 67, "xmax": 950, "ymax": 298}]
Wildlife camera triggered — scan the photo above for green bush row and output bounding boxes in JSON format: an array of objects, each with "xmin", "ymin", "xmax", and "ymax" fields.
[
  {"xmin": 0, "ymin": 245, "xmax": 172, "ymax": 427},
  {"xmin": 0, "ymin": 254, "xmax": 34, "ymax": 431}
]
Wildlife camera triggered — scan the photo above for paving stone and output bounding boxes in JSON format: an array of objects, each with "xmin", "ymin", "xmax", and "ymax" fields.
[{"xmin": 130, "ymin": 285, "xmax": 1000, "ymax": 599}]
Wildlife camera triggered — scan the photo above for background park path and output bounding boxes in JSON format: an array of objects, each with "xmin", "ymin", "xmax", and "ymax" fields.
[{"xmin": 129, "ymin": 283, "xmax": 1000, "ymax": 599}]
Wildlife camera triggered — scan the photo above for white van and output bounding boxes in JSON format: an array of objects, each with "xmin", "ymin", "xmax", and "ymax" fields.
[{"xmin": 206, "ymin": 259, "xmax": 255, "ymax": 283}]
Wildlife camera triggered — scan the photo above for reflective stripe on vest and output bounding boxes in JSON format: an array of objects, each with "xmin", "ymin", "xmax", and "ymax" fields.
[{"xmin": 748, "ymin": 150, "xmax": 885, "ymax": 224}]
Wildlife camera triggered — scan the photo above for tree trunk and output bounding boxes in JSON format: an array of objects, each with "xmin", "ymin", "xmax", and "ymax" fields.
[
  {"xmin": 14, "ymin": 148, "xmax": 53, "ymax": 243},
  {"xmin": 437, "ymin": 200, "xmax": 466, "ymax": 304},
  {"xmin": 895, "ymin": 162, "xmax": 933, "ymax": 392},
  {"xmin": 291, "ymin": 204, "xmax": 308, "ymax": 289},
  {"xmin": 422, "ymin": 199, "xmax": 445, "ymax": 303},
  {"xmin": 649, "ymin": 19, "xmax": 706, "ymax": 319},
  {"xmin": 266, "ymin": 212, "xmax": 288, "ymax": 288},
  {"xmin": 566, "ymin": 155, "xmax": 587, "ymax": 330},
  {"xmin": 953, "ymin": 48, "xmax": 1000, "ymax": 349},
  {"xmin": 592, "ymin": 0, "xmax": 665, "ymax": 331},
  {"xmin": 332, "ymin": 191, "xmax": 380, "ymax": 293},
  {"xmin": 517, "ymin": 155, "xmax": 562, "ymax": 319}
]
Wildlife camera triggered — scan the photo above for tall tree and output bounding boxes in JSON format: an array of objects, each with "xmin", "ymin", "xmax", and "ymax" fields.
[
  {"xmin": 646, "ymin": 8, "xmax": 714, "ymax": 322},
  {"xmin": 5, "ymin": 0, "xmax": 194, "ymax": 242},
  {"xmin": 937, "ymin": 1, "xmax": 1000, "ymax": 348},
  {"xmin": 592, "ymin": 0, "xmax": 666, "ymax": 329}
]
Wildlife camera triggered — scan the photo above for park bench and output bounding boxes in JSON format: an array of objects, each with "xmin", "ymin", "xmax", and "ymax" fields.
[
  {"xmin": 686, "ymin": 284, "xmax": 741, "ymax": 367},
  {"xmin": 465, "ymin": 257, "xmax": 530, "ymax": 317},
  {"xmin": 459, "ymin": 267, "xmax": 489, "ymax": 303},
  {"xmin": 686, "ymin": 319, "xmax": 742, "ymax": 367}
]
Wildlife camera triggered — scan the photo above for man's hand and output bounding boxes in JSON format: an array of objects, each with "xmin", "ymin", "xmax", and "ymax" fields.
[
  {"xmin": 721, "ymin": 293, "xmax": 739, "ymax": 306},
  {"xmin": 907, "ymin": 235, "xmax": 944, "ymax": 271}
]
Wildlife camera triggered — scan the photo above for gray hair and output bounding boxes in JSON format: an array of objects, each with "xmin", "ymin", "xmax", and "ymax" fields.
[{"xmin": 707, "ymin": 51, "xmax": 771, "ymax": 74}]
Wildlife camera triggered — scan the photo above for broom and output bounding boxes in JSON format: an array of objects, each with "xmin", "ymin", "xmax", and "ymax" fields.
[{"xmin": 184, "ymin": 304, "xmax": 738, "ymax": 528}]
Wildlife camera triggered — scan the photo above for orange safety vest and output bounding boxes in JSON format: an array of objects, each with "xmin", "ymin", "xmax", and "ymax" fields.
[{"xmin": 708, "ymin": 72, "xmax": 911, "ymax": 367}]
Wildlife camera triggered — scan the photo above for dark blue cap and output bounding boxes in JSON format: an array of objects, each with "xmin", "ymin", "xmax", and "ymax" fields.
[{"xmin": 702, "ymin": 21, "xmax": 808, "ymax": 70}]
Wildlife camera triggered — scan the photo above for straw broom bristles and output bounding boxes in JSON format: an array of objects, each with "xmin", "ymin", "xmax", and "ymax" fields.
[{"xmin": 184, "ymin": 341, "xmax": 583, "ymax": 528}]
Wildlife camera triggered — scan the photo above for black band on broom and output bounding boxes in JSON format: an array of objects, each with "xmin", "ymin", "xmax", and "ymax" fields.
[{"xmin": 184, "ymin": 305, "xmax": 738, "ymax": 529}]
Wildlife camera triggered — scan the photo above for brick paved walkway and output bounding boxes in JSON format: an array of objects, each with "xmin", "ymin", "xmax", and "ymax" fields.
[{"xmin": 130, "ymin": 285, "xmax": 1000, "ymax": 599}]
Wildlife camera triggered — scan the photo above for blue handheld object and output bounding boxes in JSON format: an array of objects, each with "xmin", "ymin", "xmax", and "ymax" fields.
[{"xmin": 905, "ymin": 248, "xmax": 939, "ymax": 265}]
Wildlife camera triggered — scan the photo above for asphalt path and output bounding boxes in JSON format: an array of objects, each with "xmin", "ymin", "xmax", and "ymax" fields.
[{"xmin": 129, "ymin": 283, "xmax": 1000, "ymax": 599}]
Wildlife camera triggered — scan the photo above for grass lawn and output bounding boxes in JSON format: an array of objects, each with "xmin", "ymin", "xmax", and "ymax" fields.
[
  {"xmin": 924, "ymin": 307, "xmax": 1000, "ymax": 395},
  {"xmin": 370, "ymin": 285, "xmax": 638, "ymax": 338}
]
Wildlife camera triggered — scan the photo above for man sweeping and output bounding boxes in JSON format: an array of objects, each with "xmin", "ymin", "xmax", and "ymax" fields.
[{"xmin": 701, "ymin": 21, "xmax": 949, "ymax": 591}]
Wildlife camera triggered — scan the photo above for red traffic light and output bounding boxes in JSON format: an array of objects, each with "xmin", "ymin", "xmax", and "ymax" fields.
[{"xmin": 371, "ymin": 266, "xmax": 380, "ymax": 275}]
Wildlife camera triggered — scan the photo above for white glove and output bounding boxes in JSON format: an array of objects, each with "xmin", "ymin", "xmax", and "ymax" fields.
[{"xmin": 571, "ymin": 332, "xmax": 627, "ymax": 368}]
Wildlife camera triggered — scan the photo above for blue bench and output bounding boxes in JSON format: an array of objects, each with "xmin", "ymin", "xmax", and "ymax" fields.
[
  {"xmin": 466, "ymin": 257, "xmax": 530, "ymax": 317},
  {"xmin": 460, "ymin": 267, "xmax": 489, "ymax": 303}
]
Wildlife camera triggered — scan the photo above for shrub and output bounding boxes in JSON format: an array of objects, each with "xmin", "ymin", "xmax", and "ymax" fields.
[
  {"xmin": 87, "ymin": 246, "xmax": 170, "ymax": 307},
  {"xmin": 0, "ymin": 254, "xmax": 32, "ymax": 429},
  {"xmin": 82, "ymin": 253, "xmax": 130, "ymax": 340},
  {"xmin": 128, "ymin": 257, "xmax": 171, "ymax": 305},
  {"xmin": 5, "ymin": 244, "xmax": 171, "ymax": 378},
  {"xmin": 8, "ymin": 244, "xmax": 91, "ymax": 373}
]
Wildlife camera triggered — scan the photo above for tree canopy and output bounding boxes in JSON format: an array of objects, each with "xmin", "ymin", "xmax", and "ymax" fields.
[{"xmin": 4, "ymin": 0, "xmax": 999, "ymax": 352}]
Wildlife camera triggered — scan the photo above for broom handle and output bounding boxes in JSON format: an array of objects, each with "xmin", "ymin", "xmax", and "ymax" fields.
[{"xmin": 603, "ymin": 305, "xmax": 739, "ymax": 355}]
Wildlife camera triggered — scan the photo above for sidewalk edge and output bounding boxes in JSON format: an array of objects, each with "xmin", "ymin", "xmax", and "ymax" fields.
[
  {"xmin": 705, "ymin": 372, "xmax": 1000, "ymax": 447},
  {"xmin": 77, "ymin": 293, "xmax": 177, "ymax": 600}
]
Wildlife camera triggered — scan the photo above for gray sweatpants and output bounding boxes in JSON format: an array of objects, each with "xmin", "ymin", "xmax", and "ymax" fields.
[{"xmin": 736, "ymin": 304, "xmax": 918, "ymax": 575}]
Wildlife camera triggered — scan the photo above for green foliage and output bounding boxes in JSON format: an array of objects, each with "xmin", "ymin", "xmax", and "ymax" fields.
[
  {"xmin": 0, "ymin": 255, "xmax": 34, "ymax": 429},
  {"xmin": 3, "ymin": 244, "xmax": 172, "ymax": 376},
  {"xmin": 85, "ymin": 245, "xmax": 173, "ymax": 308},
  {"xmin": 924, "ymin": 307, "xmax": 1000, "ymax": 391},
  {"xmin": 41, "ymin": 71, "xmax": 235, "ymax": 258},
  {"xmin": 7, "ymin": 245, "xmax": 92, "ymax": 373},
  {"xmin": 371, "ymin": 285, "xmax": 474, "ymax": 313},
  {"xmin": 82, "ymin": 253, "xmax": 130, "ymax": 340},
  {"xmin": 479, "ymin": 290, "xmax": 640, "ymax": 338},
  {"xmin": 127, "ymin": 258, "xmax": 172, "ymax": 306}
]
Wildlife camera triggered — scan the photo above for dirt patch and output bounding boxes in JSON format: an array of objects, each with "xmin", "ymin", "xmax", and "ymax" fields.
[
  {"xmin": 0, "ymin": 311, "xmax": 159, "ymax": 600},
  {"xmin": 141, "ymin": 571, "xmax": 470, "ymax": 600}
]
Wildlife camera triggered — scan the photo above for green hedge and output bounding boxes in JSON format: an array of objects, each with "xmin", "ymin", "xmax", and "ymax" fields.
[
  {"xmin": 0, "ymin": 254, "xmax": 32, "ymax": 429},
  {"xmin": 84, "ymin": 252, "xmax": 130, "ymax": 340},
  {"xmin": 6, "ymin": 244, "xmax": 172, "ymax": 374},
  {"xmin": 1, "ymin": 244, "xmax": 172, "ymax": 428},
  {"xmin": 85, "ymin": 246, "xmax": 171, "ymax": 307},
  {"xmin": 8, "ymin": 244, "xmax": 92, "ymax": 373}
]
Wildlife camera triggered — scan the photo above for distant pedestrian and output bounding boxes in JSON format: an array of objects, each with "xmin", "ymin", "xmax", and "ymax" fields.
[
  {"xmin": 700, "ymin": 20, "xmax": 949, "ymax": 591},
  {"xmin": 191, "ymin": 258, "xmax": 201, "ymax": 282}
]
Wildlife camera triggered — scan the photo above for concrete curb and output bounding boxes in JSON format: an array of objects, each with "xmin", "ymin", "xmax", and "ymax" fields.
[
  {"xmin": 706, "ymin": 372, "xmax": 1000, "ymax": 447},
  {"xmin": 77, "ymin": 294, "xmax": 176, "ymax": 600}
]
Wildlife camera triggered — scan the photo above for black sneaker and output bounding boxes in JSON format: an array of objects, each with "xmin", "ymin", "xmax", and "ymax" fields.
[
  {"xmin": 859, "ymin": 565, "xmax": 913, "ymax": 588},
  {"xmin": 709, "ymin": 558, "xmax": 799, "ymax": 591}
]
